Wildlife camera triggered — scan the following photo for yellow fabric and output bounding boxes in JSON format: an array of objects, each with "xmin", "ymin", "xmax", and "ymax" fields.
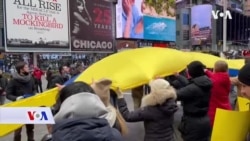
[
  {"xmin": 75, "ymin": 47, "xmax": 191, "ymax": 91},
  {"xmin": 187, "ymin": 52, "xmax": 244, "ymax": 69},
  {"xmin": 238, "ymin": 97, "xmax": 250, "ymax": 111},
  {"xmin": 211, "ymin": 109, "xmax": 250, "ymax": 141},
  {"xmin": 187, "ymin": 52, "xmax": 244, "ymax": 70},
  {"xmin": 0, "ymin": 48, "xmax": 247, "ymax": 137},
  {"xmin": 187, "ymin": 52, "xmax": 223, "ymax": 68},
  {"xmin": 0, "ymin": 88, "xmax": 59, "ymax": 137},
  {"xmin": 226, "ymin": 59, "xmax": 245, "ymax": 70}
]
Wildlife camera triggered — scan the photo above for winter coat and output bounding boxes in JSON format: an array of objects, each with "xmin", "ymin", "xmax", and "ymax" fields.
[
  {"xmin": 0, "ymin": 76, "xmax": 8, "ymax": 95},
  {"xmin": 6, "ymin": 72, "xmax": 35, "ymax": 101},
  {"xmin": 118, "ymin": 85, "xmax": 177, "ymax": 141},
  {"xmin": 52, "ymin": 118, "xmax": 122, "ymax": 141},
  {"xmin": 47, "ymin": 75, "xmax": 65, "ymax": 89},
  {"xmin": 206, "ymin": 70, "xmax": 232, "ymax": 127},
  {"xmin": 46, "ymin": 70, "xmax": 52, "ymax": 81},
  {"xmin": 33, "ymin": 68, "xmax": 44, "ymax": 80},
  {"xmin": 52, "ymin": 92, "xmax": 123, "ymax": 141},
  {"xmin": 177, "ymin": 75, "xmax": 212, "ymax": 117},
  {"xmin": 177, "ymin": 75, "xmax": 212, "ymax": 141},
  {"xmin": 169, "ymin": 75, "xmax": 189, "ymax": 89}
]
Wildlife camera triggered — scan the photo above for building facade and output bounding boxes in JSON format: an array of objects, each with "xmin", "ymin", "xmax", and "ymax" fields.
[{"xmin": 176, "ymin": 0, "xmax": 248, "ymax": 51}]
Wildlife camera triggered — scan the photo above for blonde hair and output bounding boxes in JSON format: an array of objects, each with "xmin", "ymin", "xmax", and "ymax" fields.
[
  {"xmin": 91, "ymin": 79, "xmax": 128, "ymax": 136},
  {"xmin": 115, "ymin": 108, "xmax": 128, "ymax": 136},
  {"xmin": 214, "ymin": 60, "xmax": 228, "ymax": 72}
]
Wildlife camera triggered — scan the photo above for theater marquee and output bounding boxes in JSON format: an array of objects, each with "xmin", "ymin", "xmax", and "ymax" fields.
[
  {"xmin": 69, "ymin": 0, "xmax": 114, "ymax": 52},
  {"xmin": 4, "ymin": 0, "xmax": 70, "ymax": 52}
]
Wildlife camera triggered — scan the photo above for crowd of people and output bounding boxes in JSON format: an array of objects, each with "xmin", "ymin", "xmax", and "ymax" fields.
[{"xmin": 0, "ymin": 56, "xmax": 250, "ymax": 141}]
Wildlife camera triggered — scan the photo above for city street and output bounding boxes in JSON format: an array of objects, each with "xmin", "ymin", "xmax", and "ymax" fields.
[{"xmin": 0, "ymin": 77, "xmax": 183, "ymax": 141}]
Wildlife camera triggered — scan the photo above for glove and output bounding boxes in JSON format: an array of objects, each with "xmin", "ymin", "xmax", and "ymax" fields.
[{"xmin": 16, "ymin": 96, "xmax": 24, "ymax": 101}]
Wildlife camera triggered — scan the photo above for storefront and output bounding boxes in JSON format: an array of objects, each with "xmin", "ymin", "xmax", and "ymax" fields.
[
  {"xmin": 1, "ymin": 53, "xmax": 33, "ymax": 73},
  {"xmin": 116, "ymin": 40, "xmax": 137, "ymax": 51},
  {"xmin": 137, "ymin": 40, "xmax": 176, "ymax": 48},
  {"xmin": 36, "ymin": 53, "xmax": 111, "ymax": 71}
]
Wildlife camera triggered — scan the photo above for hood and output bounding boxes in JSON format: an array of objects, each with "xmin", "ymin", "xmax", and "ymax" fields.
[
  {"xmin": 54, "ymin": 92, "xmax": 116, "ymax": 127},
  {"xmin": 158, "ymin": 99, "xmax": 178, "ymax": 115},
  {"xmin": 52, "ymin": 118, "xmax": 115, "ymax": 141},
  {"xmin": 12, "ymin": 72, "xmax": 31, "ymax": 83},
  {"xmin": 141, "ymin": 79, "xmax": 177, "ymax": 107},
  {"xmin": 192, "ymin": 75, "xmax": 212, "ymax": 89}
]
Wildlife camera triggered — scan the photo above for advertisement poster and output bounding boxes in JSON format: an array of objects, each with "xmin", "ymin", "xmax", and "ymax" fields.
[
  {"xmin": 245, "ymin": 0, "xmax": 250, "ymax": 16},
  {"xmin": 70, "ymin": 0, "xmax": 114, "ymax": 52},
  {"xmin": 191, "ymin": 4, "xmax": 212, "ymax": 46},
  {"xmin": 4, "ymin": 0, "xmax": 70, "ymax": 52},
  {"xmin": 116, "ymin": 0, "xmax": 176, "ymax": 42}
]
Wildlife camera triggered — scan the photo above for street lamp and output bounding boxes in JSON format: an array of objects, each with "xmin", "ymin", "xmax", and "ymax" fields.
[{"xmin": 223, "ymin": 0, "xmax": 227, "ymax": 52}]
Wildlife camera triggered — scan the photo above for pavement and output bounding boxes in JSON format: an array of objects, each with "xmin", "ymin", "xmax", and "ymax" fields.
[{"xmin": 0, "ymin": 76, "xmax": 184, "ymax": 141}]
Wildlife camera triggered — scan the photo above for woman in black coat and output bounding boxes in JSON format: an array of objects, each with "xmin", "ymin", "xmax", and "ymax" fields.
[
  {"xmin": 176, "ymin": 61, "xmax": 212, "ymax": 141},
  {"xmin": 117, "ymin": 79, "xmax": 178, "ymax": 141}
]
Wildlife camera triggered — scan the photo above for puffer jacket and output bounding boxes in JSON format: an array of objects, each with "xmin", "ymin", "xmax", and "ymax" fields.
[
  {"xmin": 52, "ymin": 118, "xmax": 122, "ymax": 141},
  {"xmin": 118, "ymin": 83, "xmax": 178, "ymax": 141}
]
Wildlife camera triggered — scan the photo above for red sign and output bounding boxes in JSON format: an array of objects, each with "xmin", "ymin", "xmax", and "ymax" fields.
[{"xmin": 152, "ymin": 43, "xmax": 168, "ymax": 48}]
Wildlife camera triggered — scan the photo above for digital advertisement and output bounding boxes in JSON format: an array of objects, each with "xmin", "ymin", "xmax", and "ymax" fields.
[
  {"xmin": 70, "ymin": 0, "xmax": 114, "ymax": 52},
  {"xmin": 116, "ymin": 0, "xmax": 176, "ymax": 42},
  {"xmin": 4, "ymin": 0, "xmax": 70, "ymax": 52},
  {"xmin": 116, "ymin": 40, "xmax": 137, "ymax": 50},
  {"xmin": 244, "ymin": 0, "xmax": 250, "ymax": 16},
  {"xmin": 191, "ymin": 4, "xmax": 212, "ymax": 46}
]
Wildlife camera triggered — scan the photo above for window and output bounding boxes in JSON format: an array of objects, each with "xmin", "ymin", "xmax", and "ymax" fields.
[
  {"xmin": 183, "ymin": 30, "xmax": 190, "ymax": 40},
  {"xmin": 176, "ymin": 31, "xmax": 180, "ymax": 36},
  {"xmin": 193, "ymin": 0, "xmax": 198, "ymax": 4},
  {"xmin": 183, "ymin": 14, "xmax": 189, "ymax": 25},
  {"xmin": 176, "ymin": 14, "xmax": 180, "ymax": 19}
]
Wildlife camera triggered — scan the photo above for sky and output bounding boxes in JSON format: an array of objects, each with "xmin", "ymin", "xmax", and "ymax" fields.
[{"xmin": 191, "ymin": 4, "xmax": 212, "ymax": 28}]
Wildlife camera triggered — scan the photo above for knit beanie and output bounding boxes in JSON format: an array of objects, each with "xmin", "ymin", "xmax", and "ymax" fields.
[
  {"xmin": 187, "ymin": 61, "xmax": 206, "ymax": 78},
  {"xmin": 238, "ymin": 63, "xmax": 250, "ymax": 86}
]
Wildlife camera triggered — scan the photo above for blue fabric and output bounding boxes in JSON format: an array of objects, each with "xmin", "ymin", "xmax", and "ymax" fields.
[
  {"xmin": 228, "ymin": 69, "xmax": 239, "ymax": 77},
  {"xmin": 63, "ymin": 74, "xmax": 80, "ymax": 86}
]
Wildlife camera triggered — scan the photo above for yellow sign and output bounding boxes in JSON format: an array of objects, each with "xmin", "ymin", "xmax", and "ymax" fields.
[
  {"xmin": 211, "ymin": 97, "xmax": 250, "ymax": 141},
  {"xmin": 211, "ymin": 109, "xmax": 250, "ymax": 141},
  {"xmin": 238, "ymin": 97, "xmax": 250, "ymax": 111}
]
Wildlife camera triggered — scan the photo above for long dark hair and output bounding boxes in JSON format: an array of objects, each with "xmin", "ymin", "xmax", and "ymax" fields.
[
  {"xmin": 52, "ymin": 82, "xmax": 95, "ymax": 115},
  {"xmin": 59, "ymin": 81, "xmax": 94, "ymax": 103}
]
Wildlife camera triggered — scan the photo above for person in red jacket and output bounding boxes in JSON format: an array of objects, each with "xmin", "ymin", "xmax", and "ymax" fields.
[
  {"xmin": 33, "ymin": 66, "xmax": 44, "ymax": 93},
  {"xmin": 205, "ymin": 60, "xmax": 232, "ymax": 127}
]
